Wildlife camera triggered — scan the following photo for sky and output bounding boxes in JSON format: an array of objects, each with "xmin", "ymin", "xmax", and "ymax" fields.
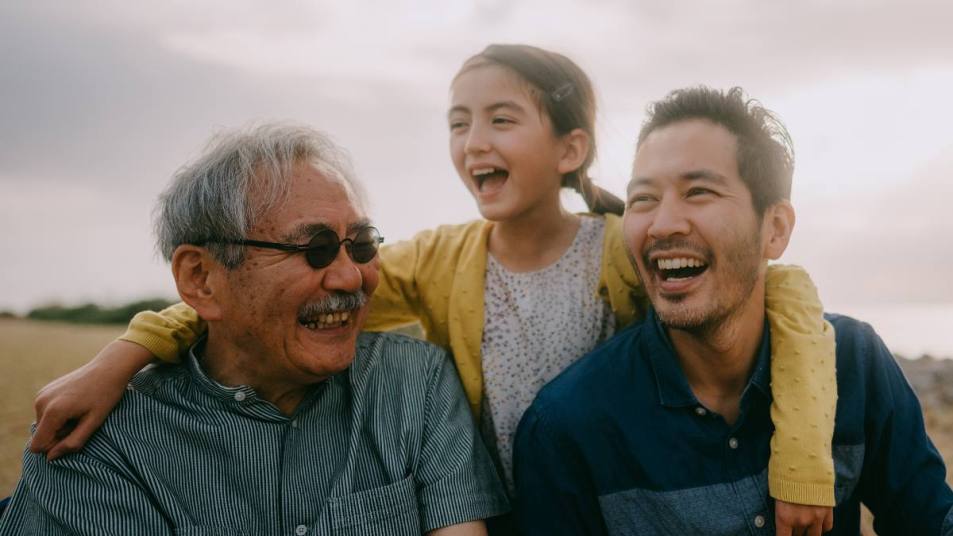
[{"xmin": 1, "ymin": 0, "xmax": 952, "ymax": 356}]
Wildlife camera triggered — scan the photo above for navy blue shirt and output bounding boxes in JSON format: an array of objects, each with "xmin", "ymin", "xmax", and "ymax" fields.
[{"xmin": 514, "ymin": 311, "xmax": 953, "ymax": 535}]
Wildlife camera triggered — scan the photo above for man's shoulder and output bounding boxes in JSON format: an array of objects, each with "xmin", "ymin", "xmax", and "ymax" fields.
[
  {"xmin": 826, "ymin": 312, "xmax": 878, "ymax": 341},
  {"xmin": 825, "ymin": 312, "xmax": 912, "ymax": 400},
  {"xmin": 120, "ymin": 362, "xmax": 197, "ymax": 409},
  {"xmin": 91, "ymin": 364, "xmax": 195, "ymax": 432},
  {"xmin": 354, "ymin": 331, "xmax": 450, "ymax": 377},
  {"xmin": 530, "ymin": 322, "xmax": 646, "ymax": 423},
  {"xmin": 825, "ymin": 312, "xmax": 893, "ymax": 366}
]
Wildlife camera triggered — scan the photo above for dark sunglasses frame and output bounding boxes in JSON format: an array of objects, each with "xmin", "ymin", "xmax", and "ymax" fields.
[{"xmin": 212, "ymin": 226, "xmax": 384, "ymax": 269}]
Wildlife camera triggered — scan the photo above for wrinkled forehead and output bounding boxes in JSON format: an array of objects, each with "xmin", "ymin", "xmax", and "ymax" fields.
[
  {"xmin": 249, "ymin": 157, "xmax": 369, "ymax": 214},
  {"xmin": 304, "ymin": 157, "xmax": 369, "ymax": 215}
]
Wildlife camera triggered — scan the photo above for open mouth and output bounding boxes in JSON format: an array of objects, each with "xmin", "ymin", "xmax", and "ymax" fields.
[
  {"xmin": 298, "ymin": 310, "xmax": 354, "ymax": 331},
  {"xmin": 472, "ymin": 166, "xmax": 509, "ymax": 193},
  {"xmin": 655, "ymin": 257, "xmax": 709, "ymax": 281}
]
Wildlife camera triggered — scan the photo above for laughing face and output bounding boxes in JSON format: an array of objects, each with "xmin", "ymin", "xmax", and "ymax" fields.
[
  {"xmin": 623, "ymin": 119, "xmax": 769, "ymax": 332},
  {"xmin": 215, "ymin": 162, "xmax": 379, "ymax": 384},
  {"xmin": 447, "ymin": 64, "xmax": 569, "ymax": 222}
]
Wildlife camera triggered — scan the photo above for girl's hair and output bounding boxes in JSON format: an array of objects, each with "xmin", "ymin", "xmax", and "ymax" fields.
[{"xmin": 458, "ymin": 44, "xmax": 624, "ymax": 216}]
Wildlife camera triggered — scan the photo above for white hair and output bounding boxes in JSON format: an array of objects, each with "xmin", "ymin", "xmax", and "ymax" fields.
[{"xmin": 154, "ymin": 122, "xmax": 365, "ymax": 268}]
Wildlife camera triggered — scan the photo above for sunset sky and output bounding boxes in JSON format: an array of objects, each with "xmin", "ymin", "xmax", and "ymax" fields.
[{"xmin": 2, "ymin": 1, "xmax": 951, "ymax": 356}]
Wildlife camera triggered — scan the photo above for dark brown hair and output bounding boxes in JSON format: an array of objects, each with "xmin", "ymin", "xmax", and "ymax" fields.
[
  {"xmin": 638, "ymin": 86, "xmax": 794, "ymax": 216},
  {"xmin": 459, "ymin": 44, "xmax": 624, "ymax": 215}
]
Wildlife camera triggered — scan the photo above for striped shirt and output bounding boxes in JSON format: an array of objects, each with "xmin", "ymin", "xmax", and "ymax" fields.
[{"xmin": 1, "ymin": 332, "xmax": 509, "ymax": 535}]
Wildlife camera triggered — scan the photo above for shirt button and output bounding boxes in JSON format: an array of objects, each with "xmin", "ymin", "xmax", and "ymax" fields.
[
  {"xmin": 295, "ymin": 525, "xmax": 308, "ymax": 535},
  {"xmin": 728, "ymin": 437, "xmax": 739, "ymax": 449},
  {"xmin": 753, "ymin": 514, "xmax": 766, "ymax": 528},
  {"xmin": 291, "ymin": 419, "xmax": 299, "ymax": 429},
  {"xmin": 694, "ymin": 407, "xmax": 707, "ymax": 416},
  {"xmin": 234, "ymin": 391, "xmax": 246, "ymax": 402}
]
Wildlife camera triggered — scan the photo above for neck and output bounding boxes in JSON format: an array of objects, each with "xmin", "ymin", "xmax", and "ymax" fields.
[
  {"xmin": 667, "ymin": 282, "xmax": 766, "ymax": 425},
  {"xmin": 488, "ymin": 194, "xmax": 580, "ymax": 272},
  {"xmin": 201, "ymin": 330, "xmax": 318, "ymax": 415}
]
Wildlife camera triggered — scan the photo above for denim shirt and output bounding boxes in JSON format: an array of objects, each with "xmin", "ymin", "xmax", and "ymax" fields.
[{"xmin": 514, "ymin": 310, "xmax": 953, "ymax": 535}]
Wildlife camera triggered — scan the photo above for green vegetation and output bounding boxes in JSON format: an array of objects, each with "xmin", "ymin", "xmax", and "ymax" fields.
[{"xmin": 26, "ymin": 298, "xmax": 176, "ymax": 325}]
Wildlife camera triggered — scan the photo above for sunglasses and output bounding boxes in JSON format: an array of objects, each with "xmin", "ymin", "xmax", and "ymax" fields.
[{"xmin": 214, "ymin": 226, "xmax": 384, "ymax": 269}]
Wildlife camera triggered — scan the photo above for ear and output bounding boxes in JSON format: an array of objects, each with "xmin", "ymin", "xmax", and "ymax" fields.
[
  {"xmin": 761, "ymin": 201, "xmax": 795, "ymax": 260},
  {"xmin": 171, "ymin": 245, "xmax": 225, "ymax": 321},
  {"xmin": 556, "ymin": 128, "xmax": 591, "ymax": 175}
]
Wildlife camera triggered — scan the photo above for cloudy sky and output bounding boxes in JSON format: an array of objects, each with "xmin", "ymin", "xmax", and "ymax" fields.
[{"xmin": 2, "ymin": 0, "xmax": 951, "ymax": 355}]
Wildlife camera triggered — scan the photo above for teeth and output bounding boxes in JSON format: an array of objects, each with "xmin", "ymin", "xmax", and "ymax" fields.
[
  {"xmin": 303, "ymin": 310, "xmax": 354, "ymax": 330},
  {"xmin": 657, "ymin": 257, "xmax": 705, "ymax": 270},
  {"xmin": 473, "ymin": 167, "xmax": 495, "ymax": 176}
]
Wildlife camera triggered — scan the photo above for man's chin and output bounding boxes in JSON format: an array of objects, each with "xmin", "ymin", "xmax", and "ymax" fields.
[
  {"xmin": 651, "ymin": 297, "xmax": 715, "ymax": 332},
  {"xmin": 293, "ymin": 343, "xmax": 356, "ymax": 379}
]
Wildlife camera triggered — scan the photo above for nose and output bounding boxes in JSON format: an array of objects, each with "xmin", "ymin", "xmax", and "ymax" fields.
[
  {"xmin": 321, "ymin": 246, "xmax": 363, "ymax": 293},
  {"xmin": 647, "ymin": 192, "xmax": 691, "ymax": 239},
  {"xmin": 463, "ymin": 121, "xmax": 490, "ymax": 155}
]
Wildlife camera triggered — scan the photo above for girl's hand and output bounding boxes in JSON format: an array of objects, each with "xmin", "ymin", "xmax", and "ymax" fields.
[
  {"xmin": 30, "ymin": 340, "xmax": 154, "ymax": 460},
  {"xmin": 775, "ymin": 500, "xmax": 834, "ymax": 535}
]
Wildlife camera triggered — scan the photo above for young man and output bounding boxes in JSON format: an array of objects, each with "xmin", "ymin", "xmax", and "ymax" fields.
[{"xmin": 514, "ymin": 87, "xmax": 953, "ymax": 535}]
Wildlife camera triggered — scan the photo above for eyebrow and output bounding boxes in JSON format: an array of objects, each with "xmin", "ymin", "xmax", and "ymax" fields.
[
  {"xmin": 627, "ymin": 169, "xmax": 729, "ymax": 195},
  {"xmin": 447, "ymin": 100, "xmax": 526, "ymax": 118},
  {"xmin": 283, "ymin": 218, "xmax": 373, "ymax": 243},
  {"xmin": 682, "ymin": 170, "xmax": 729, "ymax": 185}
]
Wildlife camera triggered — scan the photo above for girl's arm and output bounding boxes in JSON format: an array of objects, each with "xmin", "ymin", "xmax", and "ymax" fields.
[
  {"xmin": 763, "ymin": 264, "xmax": 838, "ymax": 530},
  {"xmin": 117, "ymin": 301, "xmax": 206, "ymax": 363},
  {"xmin": 30, "ymin": 303, "xmax": 204, "ymax": 459}
]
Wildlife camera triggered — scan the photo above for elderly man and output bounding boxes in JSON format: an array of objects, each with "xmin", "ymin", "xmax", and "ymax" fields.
[
  {"xmin": 0, "ymin": 124, "xmax": 508, "ymax": 535},
  {"xmin": 514, "ymin": 87, "xmax": 953, "ymax": 535}
]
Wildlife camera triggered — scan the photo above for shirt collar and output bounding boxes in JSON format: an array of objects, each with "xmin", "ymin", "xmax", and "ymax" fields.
[
  {"xmin": 185, "ymin": 336, "xmax": 330, "ymax": 421},
  {"xmin": 644, "ymin": 308, "xmax": 773, "ymax": 409}
]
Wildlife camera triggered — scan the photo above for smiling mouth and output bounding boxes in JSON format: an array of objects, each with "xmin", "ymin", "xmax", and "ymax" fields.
[
  {"xmin": 298, "ymin": 310, "xmax": 354, "ymax": 331},
  {"xmin": 472, "ymin": 166, "xmax": 509, "ymax": 192},
  {"xmin": 654, "ymin": 257, "xmax": 709, "ymax": 281}
]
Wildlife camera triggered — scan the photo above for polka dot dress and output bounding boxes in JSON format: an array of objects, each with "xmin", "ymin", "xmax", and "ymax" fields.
[{"xmin": 480, "ymin": 215, "xmax": 615, "ymax": 493}]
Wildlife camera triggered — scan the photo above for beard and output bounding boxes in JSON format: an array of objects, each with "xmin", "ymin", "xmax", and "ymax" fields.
[{"xmin": 638, "ymin": 228, "xmax": 764, "ymax": 335}]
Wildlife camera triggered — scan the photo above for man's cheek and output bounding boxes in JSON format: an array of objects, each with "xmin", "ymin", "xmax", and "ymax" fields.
[
  {"xmin": 360, "ymin": 265, "xmax": 380, "ymax": 296},
  {"xmin": 622, "ymin": 224, "xmax": 647, "ymax": 266}
]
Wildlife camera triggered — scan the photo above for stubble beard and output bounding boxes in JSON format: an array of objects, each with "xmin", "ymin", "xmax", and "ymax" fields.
[{"xmin": 648, "ymin": 229, "xmax": 763, "ymax": 337}]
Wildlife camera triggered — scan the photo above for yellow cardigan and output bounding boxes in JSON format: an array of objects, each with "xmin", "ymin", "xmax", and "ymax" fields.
[{"xmin": 121, "ymin": 214, "xmax": 836, "ymax": 506}]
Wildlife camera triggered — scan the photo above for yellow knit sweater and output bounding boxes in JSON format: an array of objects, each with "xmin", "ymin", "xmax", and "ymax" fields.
[{"xmin": 121, "ymin": 214, "xmax": 837, "ymax": 505}]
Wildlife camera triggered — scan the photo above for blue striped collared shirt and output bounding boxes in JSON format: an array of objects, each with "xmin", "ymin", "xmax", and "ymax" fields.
[{"xmin": 1, "ymin": 332, "xmax": 509, "ymax": 535}]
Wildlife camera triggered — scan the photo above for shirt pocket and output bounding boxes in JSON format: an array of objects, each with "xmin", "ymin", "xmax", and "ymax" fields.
[{"xmin": 328, "ymin": 475, "xmax": 421, "ymax": 535}]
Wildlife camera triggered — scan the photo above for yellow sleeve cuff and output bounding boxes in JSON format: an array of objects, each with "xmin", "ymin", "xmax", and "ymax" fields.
[{"xmin": 118, "ymin": 302, "xmax": 205, "ymax": 363}]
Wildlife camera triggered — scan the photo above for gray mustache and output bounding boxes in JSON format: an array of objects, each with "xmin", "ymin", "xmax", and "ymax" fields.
[{"xmin": 298, "ymin": 291, "xmax": 368, "ymax": 318}]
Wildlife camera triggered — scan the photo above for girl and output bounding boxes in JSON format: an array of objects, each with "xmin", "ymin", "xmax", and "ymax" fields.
[{"xmin": 31, "ymin": 44, "xmax": 836, "ymax": 531}]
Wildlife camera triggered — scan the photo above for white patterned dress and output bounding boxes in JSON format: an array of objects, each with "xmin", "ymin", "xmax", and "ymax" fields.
[{"xmin": 480, "ymin": 215, "xmax": 616, "ymax": 493}]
